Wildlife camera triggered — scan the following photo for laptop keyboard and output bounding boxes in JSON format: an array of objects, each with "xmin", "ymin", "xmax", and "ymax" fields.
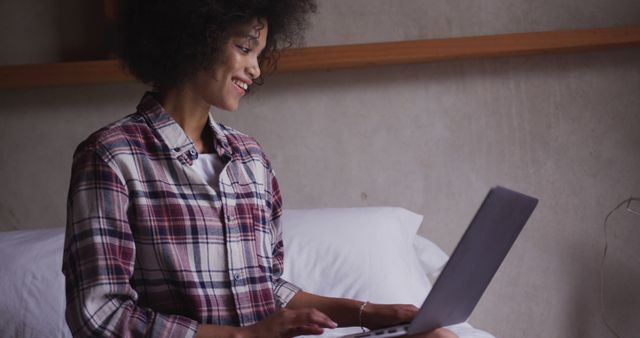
[{"xmin": 348, "ymin": 324, "xmax": 409, "ymax": 337}]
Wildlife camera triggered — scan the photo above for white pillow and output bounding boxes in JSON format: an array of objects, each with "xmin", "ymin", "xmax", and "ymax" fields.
[
  {"xmin": 281, "ymin": 207, "xmax": 430, "ymax": 307},
  {"xmin": 0, "ymin": 228, "xmax": 71, "ymax": 338},
  {"xmin": 413, "ymin": 234, "xmax": 449, "ymax": 282}
]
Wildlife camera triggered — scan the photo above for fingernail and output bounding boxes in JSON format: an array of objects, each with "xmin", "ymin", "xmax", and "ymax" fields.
[{"xmin": 331, "ymin": 321, "xmax": 338, "ymax": 328}]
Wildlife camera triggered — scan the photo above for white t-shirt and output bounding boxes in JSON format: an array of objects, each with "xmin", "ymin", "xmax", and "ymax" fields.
[{"xmin": 191, "ymin": 152, "xmax": 226, "ymax": 194}]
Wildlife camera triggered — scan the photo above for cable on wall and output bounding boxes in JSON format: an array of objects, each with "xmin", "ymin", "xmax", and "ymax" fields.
[{"xmin": 600, "ymin": 197, "xmax": 639, "ymax": 338}]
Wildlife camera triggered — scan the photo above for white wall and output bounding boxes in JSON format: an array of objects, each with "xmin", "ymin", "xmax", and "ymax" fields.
[{"xmin": 1, "ymin": 1, "xmax": 640, "ymax": 337}]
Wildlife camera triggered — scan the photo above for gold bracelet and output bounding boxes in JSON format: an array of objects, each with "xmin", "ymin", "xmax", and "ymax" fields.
[{"xmin": 359, "ymin": 301, "xmax": 369, "ymax": 332}]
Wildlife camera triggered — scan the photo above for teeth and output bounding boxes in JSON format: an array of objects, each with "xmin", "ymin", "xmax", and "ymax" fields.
[{"xmin": 233, "ymin": 79, "xmax": 248, "ymax": 90}]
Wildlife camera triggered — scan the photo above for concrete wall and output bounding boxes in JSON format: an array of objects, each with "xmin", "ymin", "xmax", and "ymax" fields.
[{"xmin": 1, "ymin": 1, "xmax": 639, "ymax": 337}]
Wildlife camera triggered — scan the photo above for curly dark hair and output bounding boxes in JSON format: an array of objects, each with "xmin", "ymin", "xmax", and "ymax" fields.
[{"xmin": 116, "ymin": 0, "xmax": 317, "ymax": 90}]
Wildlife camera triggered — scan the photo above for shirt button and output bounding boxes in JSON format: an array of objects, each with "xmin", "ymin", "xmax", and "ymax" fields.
[
  {"xmin": 188, "ymin": 149, "xmax": 198, "ymax": 160},
  {"xmin": 233, "ymin": 273, "xmax": 241, "ymax": 281}
]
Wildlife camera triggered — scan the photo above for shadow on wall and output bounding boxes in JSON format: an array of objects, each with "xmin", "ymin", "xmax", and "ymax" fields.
[
  {"xmin": 570, "ymin": 205, "xmax": 640, "ymax": 337},
  {"xmin": 54, "ymin": 0, "xmax": 108, "ymax": 61},
  {"xmin": 601, "ymin": 207, "xmax": 640, "ymax": 337}
]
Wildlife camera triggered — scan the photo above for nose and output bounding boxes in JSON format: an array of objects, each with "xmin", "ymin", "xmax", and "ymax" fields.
[{"xmin": 246, "ymin": 57, "xmax": 261, "ymax": 80}]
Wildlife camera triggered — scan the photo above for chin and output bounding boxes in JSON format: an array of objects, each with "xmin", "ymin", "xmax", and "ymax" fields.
[
  {"xmin": 213, "ymin": 101, "xmax": 240, "ymax": 112},
  {"xmin": 225, "ymin": 104, "xmax": 240, "ymax": 112}
]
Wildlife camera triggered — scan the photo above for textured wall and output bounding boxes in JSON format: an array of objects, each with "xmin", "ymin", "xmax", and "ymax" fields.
[{"xmin": 1, "ymin": 0, "xmax": 639, "ymax": 337}]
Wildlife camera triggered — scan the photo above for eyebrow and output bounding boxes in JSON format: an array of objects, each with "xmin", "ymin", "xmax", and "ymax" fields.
[
  {"xmin": 239, "ymin": 34, "xmax": 265, "ymax": 54},
  {"xmin": 244, "ymin": 35, "xmax": 259, "ymax": 43}
]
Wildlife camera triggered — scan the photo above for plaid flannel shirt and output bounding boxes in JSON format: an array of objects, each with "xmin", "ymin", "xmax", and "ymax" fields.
[{"xmin": 63, "ymin": 93, "xmax": 300, "ymax": 337}]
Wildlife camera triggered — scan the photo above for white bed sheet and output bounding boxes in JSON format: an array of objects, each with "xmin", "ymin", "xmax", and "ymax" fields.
[{"xmin": 298, "ymin": 323, "xmax": 493, "ymax": 338}]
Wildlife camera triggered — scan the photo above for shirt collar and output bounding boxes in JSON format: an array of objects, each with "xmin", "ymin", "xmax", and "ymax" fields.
[{"xmin": 136, "ymin": 92, "xmax": 233, "ymax": 161}]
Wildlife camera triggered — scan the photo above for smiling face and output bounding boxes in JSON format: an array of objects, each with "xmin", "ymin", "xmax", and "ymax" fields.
[{"xmin": 191, "ymin": 18, "xmax": 268, "ymax": 112}]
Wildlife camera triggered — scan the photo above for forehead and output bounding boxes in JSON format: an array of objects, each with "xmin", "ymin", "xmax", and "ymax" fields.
[{"xmin": 230, "ymin": 18, "xmax": 268, "ymax": 41}]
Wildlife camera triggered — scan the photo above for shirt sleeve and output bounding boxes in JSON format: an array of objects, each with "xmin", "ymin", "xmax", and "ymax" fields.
[
  {"xmin": 268, "ymin": 168, "xmax": 302, "ymax": 309},
  {"xmin": 62, "ymin": 143, "xmax": 198, "ymax": 338}
]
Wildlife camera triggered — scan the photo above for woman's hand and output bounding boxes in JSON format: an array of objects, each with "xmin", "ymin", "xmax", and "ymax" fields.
[
  {"xmin": 361, "ymin": 303, "xmax": 419, "ymax": 330},
  {"xmin": 238, "ymin": 307, "xmax": 338, "ymax": 338}
]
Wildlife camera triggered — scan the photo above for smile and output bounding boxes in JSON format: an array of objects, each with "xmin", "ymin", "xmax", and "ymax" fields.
[{"xmin": 232, "ymin": 79, "xmax": 249, "ymax": 91}]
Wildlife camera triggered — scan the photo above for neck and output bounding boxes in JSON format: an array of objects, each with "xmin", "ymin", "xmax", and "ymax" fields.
[{"xmin": 157, "ymin": 86, "xmax": 213, "ymax": 153}]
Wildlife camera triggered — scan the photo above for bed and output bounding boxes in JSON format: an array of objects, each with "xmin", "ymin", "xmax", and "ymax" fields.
[{"xmin": 0, "ymin": 207, "xmax": 495, "ymax": 338}]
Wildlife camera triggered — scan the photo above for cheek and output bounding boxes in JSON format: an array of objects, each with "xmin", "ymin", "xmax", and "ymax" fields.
[
  {"xmin": 225, "ymin": 54, "xmax": 243, "ymax": 71},
  {"xmin": 207, "ymin": 71, "xmax": 230, "ymax": 93}
]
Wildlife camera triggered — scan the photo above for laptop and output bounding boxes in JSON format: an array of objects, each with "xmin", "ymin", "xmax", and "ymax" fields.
[{"xmin": 341, "ymin": 186, "xmax": 538, "ymax": 337}]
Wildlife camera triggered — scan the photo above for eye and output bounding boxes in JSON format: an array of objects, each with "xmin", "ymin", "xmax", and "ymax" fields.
[{"xmin": 236, "ymin": 45, "xmax": 251, "ymax": 54}]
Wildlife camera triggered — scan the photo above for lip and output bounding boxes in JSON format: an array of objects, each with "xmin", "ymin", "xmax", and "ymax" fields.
[
  {"xmin": 232, "ymin": 77, "xmax": 252, "ymax": 96},
  {"xmin": 233, "ymin": 81, "xmax": 246, "ymax": 96}
]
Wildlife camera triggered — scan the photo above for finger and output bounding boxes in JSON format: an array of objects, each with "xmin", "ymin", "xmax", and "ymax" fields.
[
  {"xmin": 298, "ymin": 308, "xmax": 338, "ymax": 328},
  {"xmin": 398, "ymin": 304, "xmax": 419, "ymax": 320},
  {"xmin": 395, "ymin": 304, "xmax": 418, "ymax": 313},
  {"xmin": 287, "ymin": 324, "xmax": 325, "ymax": 337},
  {"xmin": 308, "ymin": 308, "xmax": 339, "ymax": 328}
]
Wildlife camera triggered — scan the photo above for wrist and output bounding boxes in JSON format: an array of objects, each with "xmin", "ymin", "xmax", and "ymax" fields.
[
  {"xmin": 359, "ymin": 301, "xmax": 371, "ymax": 330},
  {"xmin": 232, "ymin": 326, "xmax": 254, "ymax": 338},
  {"xmin": 195, "ymin": 324, "xmax": 252, "ymax": 338},
  {"xmin": 361, "ymin": 302, "xmax": 379, "ymax": 330}
]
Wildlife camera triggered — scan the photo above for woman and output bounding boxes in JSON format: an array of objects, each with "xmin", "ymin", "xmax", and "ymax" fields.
[{"xmin": 62, "ymin": 1, "xmax": 457, "ymax": 337}]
